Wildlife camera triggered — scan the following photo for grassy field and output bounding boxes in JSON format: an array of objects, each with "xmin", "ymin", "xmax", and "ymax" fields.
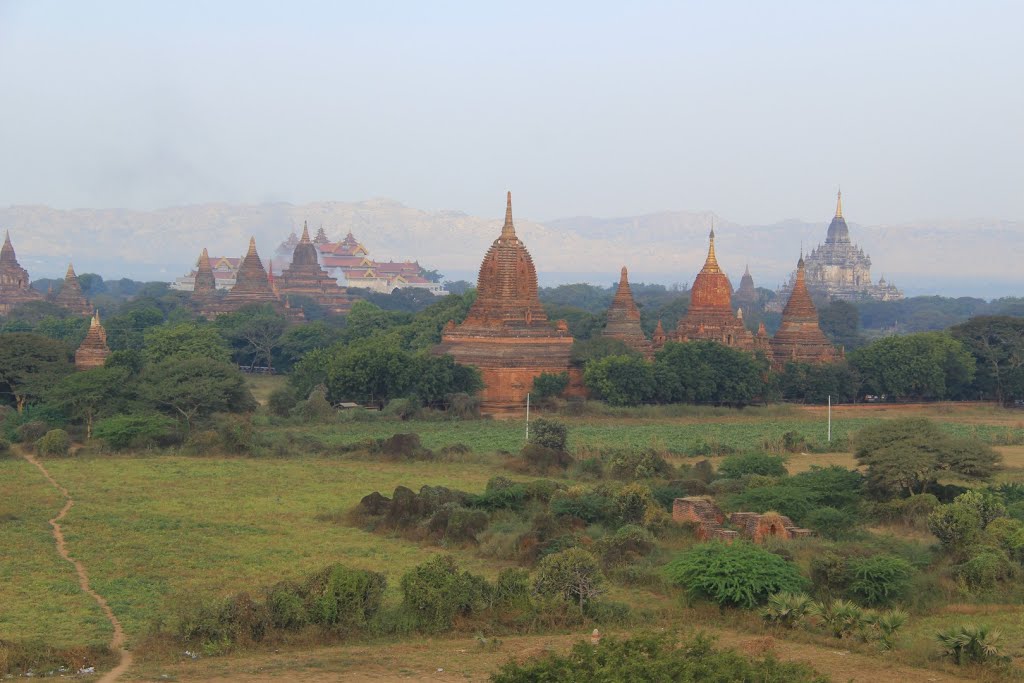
[{"xmin": 4, "ymin": 399, "xmax": 1024, "ymax": 679}]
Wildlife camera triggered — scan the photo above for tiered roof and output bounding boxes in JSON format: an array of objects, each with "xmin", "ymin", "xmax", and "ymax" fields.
[
  {"xmin": 75, "ymin": 311, "xmax": 110, "ymax": 370},
  {"xmin": 770, "ymin": 255, "xmax": 838, "ymax": 366},
  {"xmin": 222, "ymin": 237, "xmax": 280, "ymax": 306},
  {"xmin": 734, "ymin": 264, "xmax": 758, "ymax": 305},
  {"xmin": 192, "ymin": 248, "xmax": 217, "ymax": 296},
  {"xmin": 52, "ymin": 263, "xmax": 92, "ymax": 316},
  {"xmin": 602, "ymin": 267, "xmax": 651, "ymax": 357},
  {"xmin": 0, "ymin": 231, "xmax": 44, "ymax": 314},
  {"xmin": 277, "ymin": 223, "xmax": 352, "ymax": 315}
]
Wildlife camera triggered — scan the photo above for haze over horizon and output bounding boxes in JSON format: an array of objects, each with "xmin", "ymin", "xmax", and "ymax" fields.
[{"xmin": 1, "ymin": 1, "xmax": 1022, "ymax": 228}]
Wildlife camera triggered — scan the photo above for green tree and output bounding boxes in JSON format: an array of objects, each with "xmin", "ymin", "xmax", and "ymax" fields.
[
  {"xmin": 533, "ymin": 547, "xmax": 606, "ymax": 610},
  {"xmin": 854, "ymin": 418, "xmax": 1001, "ymax": 498},
  {"xmin": 777, "ymin": 361, "xmax": 860, "ymax": 404},
  {"xmin": 664, "ymin": 541, "xmax": 807, "ymax": 608},
  {"xmin": 46, "ymin": 366, "xmax": 132, "ymax": 438},
  {"xmin": 104, "ymin": 303, "xmax": 167, "ymax": 351},
  {"xmin": 849, "ymin": 332, "xmax": 975, "ymax": 400},
  {"xmin": 584, "ymin": 354, "xmax": 656, "ymax": 406},
  {"xmin": 274, "ymin": 321, "xmax": 342, "ymax": 371},
  {"xmin": 818, "ymin": 300, "xmax": 864, "ymax": 350},
  {"xmin": 950, "ymin": 316, "xmax": 1024, "ymax": 405},
  {"xmin": 139, "ymin": 355, "xmax": 256, "ymax": 431},
  {"xmin": 0, "ymin": 333, "xmax": 74, "ymax": 412},
  {"xmin": 215, "ymin": 304, "xmax": 288, "ymax": 370},
  {"xmin": 654, "ymin": 341, "xmax": 768, "ymax": 405},
  {"xmin": 532, "ymin": 371, "xmax": 569, "ymax": 399},
  {"xmin": 142, "ymin": 322, "xmax": 231, "ymax": 364}
]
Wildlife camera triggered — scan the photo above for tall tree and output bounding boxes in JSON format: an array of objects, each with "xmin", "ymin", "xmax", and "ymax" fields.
[
  {"xmin": 0, "ymin": 333, "xmax": 74, "ymax": 412},
  {"xmin": 47, "ymin": 367, "xmax": 132, "ymax": 438},
  {"xmin": 951, "ymin": 316, "xmax": 1024, "ymax": 405},
  {"xmin": 139, "ymin": 355, "xmax": 256, "ymax": 431}
]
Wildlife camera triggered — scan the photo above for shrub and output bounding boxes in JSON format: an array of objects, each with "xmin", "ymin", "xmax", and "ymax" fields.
[
  {"xmin": 532, "ymin": 372, "xmax": 569, "ymax": 399},
  {"xmin": 928, "ymin": 502, "xmax": 983, "ymax": 552},
  {"xmin": 874, "ymin": 493, "xmax": 939, "ymax": 527},
  {"xmin": 760, "ymin": 591, "xmax": 813, "ymax": 628},
  {"xmin": 804, "ymin": 507, "xmax": 859, "ymax": 540},
  {"xmin": 267, "ymin": 386, "xmax": 299, "ymax": 417},
  {"xmin": 517, "ymin": 444, "xmax": 573, "ymax": 473},
  {"xmin": 549, "ymin": 489, "xmax": 615, "ymax": 525},
  {"xmin": 426, "ymin": 503, "xmax": 489, "ymax": 545},
  {"xmin": 36, "ymin": 429, "xmax": 70, "ymax": 457},
  {"xmin": 809, "ymin": 553, "xmax": 848, "ymax": 601},
  {"xmin": 664, "ymin": 541, "xmax": 807, "ymax": 608},
  {"xmin": 0, "ymin": 437, "xmax": 9, "ymax": 456},
  {"xmin": 492, "ymin": 568, "xmax": 531, "ymax": 610},
  {"xmin": 16, "ymin": 420, "xmax": 48, "ymax": 444},
  {"xmin": 294, "ymin": 386, "xmax": 335, "ymax": 422},
  {"xmin": 533, "ymin": 547, "xmax": 606, "ymax": 611},
  {"xmin": 373, "ymin": 433, "xmax": 434, "ymax": 461},
  {"xmin": 446, "ymin": 392, "xmax": 481, "ymax": 419},
  {"xmin": 529, "ymin": 418, "xmax": 568, "ymax": 451},
  {"xmin": 264, "ymin": 580, "xmax": 308, "ymax": 630},
  {"xmin": 809, "ymin": 599, "xmax": 867, "ymax": 639},
  {"xmin": 728, "ymin": 485, "xmax": 816, "ymax": 524},
  {"xmin": 595, "ymin": 524, "xmax": 655, "ymax": 568},
  {"xmin": 846, "ymin": 555, "xmax": 914, "ymax": 606},
  {"xmin": 304, "ymin": 564, "xmax": 386, "ymax": 632},
  {"xmin": 953, "ymin": 550, "xmax": 1016, "ymax": 592},
  {"xmin": 216, "ymin": 414, "xmax": 255, "ymax": 454},
  {"xmin": 399, "ymin": 555, "xmax": 490, "ymax": 632},
  {"xmin": 615, "ymin": 483, "xmax": 654, "ymax": 525},
  {"xmin": 382, "ymin": 397, "xmax": 421, "ymax": 420},
  {"xmin": 605, "ymin": 448, "xmax": 673, "ymax": 480},
  {"xmin": 871, "ymin": 608, "xmax": 909, "ymax": 650},
  {"xmin": 936, "ymin": 624, "xmax": 1007, "ymax": 665},
  {"xmin": 717, "ymin": 453, "xmax": 787, "ymax": 479},
  {"xmin": 491, "ymin": 632, "xmax": 828, "ymax": 683},
  {"xmin": 985, "ymin": 517, "xmax": 1024, "ymax": 563},
  {"xmin": 93, "ymin": 413, "xmax": 177, "ymax": 450}
]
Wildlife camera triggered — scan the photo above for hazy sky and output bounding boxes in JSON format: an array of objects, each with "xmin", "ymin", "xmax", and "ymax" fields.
[{"xmin": 1, "ymin": 1, "xmax": 1022, "ymax": 225}]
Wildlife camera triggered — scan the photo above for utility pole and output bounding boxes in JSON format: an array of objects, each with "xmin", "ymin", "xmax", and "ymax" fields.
[
  {"xmin": 828, "ymin": 395, "xmax": 832, "ymax": 443},
  {"xmin": 525, "ymin": 393, "xmax": 531, "ymax": 442}
]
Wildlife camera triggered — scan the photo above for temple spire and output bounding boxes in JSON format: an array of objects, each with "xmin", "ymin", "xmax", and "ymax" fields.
[
  {"xmin": 835, "ymin": 188, "xmax": 843, "ymax": 219},
  {"xmin": 619, "ymin": 266, "xmax": 629, "ymax": 285},
  {"xmin": 501, "ymin": 191, "xmax": 516, "ymax": 240},
  {"xmin": 702, "ymin": 224, "xmax": 720, "ymax": 273},
  {"xmin": 300, "ymin": 221, "xmax": 311, "ymax": 243},
  {"xmin": 66, "ymin": 262, "xmax": 76, "ymax": 278},
  {"xmin": 246, "ymin": 236, "xmax": 258, "ymax": 257}
]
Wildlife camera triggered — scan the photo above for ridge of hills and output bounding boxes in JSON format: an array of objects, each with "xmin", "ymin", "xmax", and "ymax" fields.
[{"xmin": 1, "ymin": 200, "xmax": 1020, "ymax": 298}]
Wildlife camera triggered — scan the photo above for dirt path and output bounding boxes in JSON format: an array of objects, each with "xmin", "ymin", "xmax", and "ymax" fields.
[{"xmin": 22, "ymin": 452, "xmax": 132, "ymax": 682}]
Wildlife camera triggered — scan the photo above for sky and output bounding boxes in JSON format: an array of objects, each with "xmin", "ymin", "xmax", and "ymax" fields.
[{"xmin": 1, "ymin": 1, "xmax": 1022, "ymax": 226}]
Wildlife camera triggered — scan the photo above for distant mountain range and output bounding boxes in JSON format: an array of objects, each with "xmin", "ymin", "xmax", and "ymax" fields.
[{"xmin": 1, "ymin": 201, "xmax": 1020, "ymax": 299}]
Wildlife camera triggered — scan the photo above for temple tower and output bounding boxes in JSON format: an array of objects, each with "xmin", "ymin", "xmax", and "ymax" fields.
[
  {"xmin": 192, "ymin": 248, "xmax": 217, "ymax": 297},
  {"xmin": 277, "ymin": 222, "xmax": 353, "ymax": 315},
  {"xmin": 222, "ymin": 238, "xmax": 280, "ymax": 306},
  {"xmin": 674, "ymin": 229, "xmax": 754, "ymax": 349},
  {"xmin": 0, "ymin": 231, "xmax": 44, "ymax": 314},
  {"xmin": 435, "ymin": 192, "xmax": 574, "ymax": 413},
  {"xmin": 52, "ymin": 263, "xmax": 92, "ymax": 316},
  {"xmin": 75, "ymin": 311, "xmax": 111, "ymax": 370},
  {"xmin": 734, "ymin": 264, "xmax": 758, "ymax": 306},
  {"xmin": 601, "ymin": 266, "xmax": 652, "ymax": 357},
  {"xmin": 770, "ymin": 254, "xmax": 839, "ymax": 367}
]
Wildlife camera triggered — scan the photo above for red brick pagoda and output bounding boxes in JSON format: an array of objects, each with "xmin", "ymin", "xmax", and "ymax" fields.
[
  {"xmin": 51, "ymin": 263, "xmax": 93, "ymax": 316},
  {"xmin": 770, "ymin": 254, "xmax": 839, "ymax": 367},
  {"xmin": 0, "ymin": 231, "xmax": 43, "ymax": 315},
  {"xmin": 276, "ymin": 223, "xmax": 353, "ymax": 316},
  {"xmin": 435, "ymin": 192, "xmax": 574, "ymax": 413},
  {"xmin": 75, "ymin": 311, "xmax": 111, "ymax": 370},
  {"xmin": 601, "ymin": 266, "xmax": 652, "ymax": 358}
]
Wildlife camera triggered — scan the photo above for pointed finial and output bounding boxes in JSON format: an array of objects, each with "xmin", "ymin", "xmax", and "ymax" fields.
[
  {"xmin": 620, "ymin": 266, "xmax": 628, "ymax": 284},
  {"xmin": 501, "ymin": 191, "xmax": 516, "ymax": 239},
  {"xmin": 66, "ymin": 262, "xmax": 76, "ymax": 278},
  {"xmin": 709, "ymin": 217, "xmax": 715, "ymax": 241},
  {"xmin": 835, "ymin": 188, "xmax": 843, "ymax": 218},
  {"xmin": 301, "ymin": 221, "xmax": 311, "ymax": 242},
  {"xmin": 703, "ymin": 224, "xmax": 720, "ymax": 272},
  {"xmin": 247, "ymin": 236, "xmax": 258, "ymax": 257}
]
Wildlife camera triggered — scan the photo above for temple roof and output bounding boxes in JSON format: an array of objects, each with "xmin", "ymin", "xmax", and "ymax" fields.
[
  {"xmin": 770, "ymin": 254, "xmax": 835, "ymax": 364},
  {"xmin": 825, "ymin": 190, "xmax": 851, "ymax": 244},
  {"xmin": 610, "ymin": 266, "xmax": 641, "ymax": 320},
  {"xmin": 1, "ymin": 230, "xmax": 16, "ymax": 263},
  {"xmin": 688, "ymin": 229, "xmax": 733, "ymax": 312},
  {"xmin": 291, "ymin": 221, "xmax": 321, "ymax": 267}
]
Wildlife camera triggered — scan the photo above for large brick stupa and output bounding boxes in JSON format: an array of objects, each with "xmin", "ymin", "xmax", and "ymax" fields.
[
  {"xmin": 435, "ymin": 192, "xmax": 573, "ymax": 413},
  {"xmin": 276, "ymin": 223, "xmax": 353, "ymax": 316},
  {"xmin": 51, "ymin": 263, "xmax": 93, "ymax": 316},
  {"xmin": 601, "ymin": 266, "xmax": 652, "ymax": 358},
  {"xmin": 770, "ymin": 254, "xmax": 840, "ymax": 367}
]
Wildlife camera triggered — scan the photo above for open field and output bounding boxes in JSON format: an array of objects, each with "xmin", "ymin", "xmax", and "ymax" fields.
[{"xmin": 4, "ymin": 401, "xmax": 1024, "ymax": 680}]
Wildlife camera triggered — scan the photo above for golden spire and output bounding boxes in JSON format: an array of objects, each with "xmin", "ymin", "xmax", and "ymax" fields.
[
  {"xmin": 702, "ymin": 223, "xmax": 720, "ymax": 273},
  {"xmin": 501, "ymin": 191, "xmax": 516, "ymax": 240},
  {"xmin": 300, "ymin": 221, "xmax": 311, "ymax": 243},
  {"xmin": 835, "ymin": 188, "xmax": 843, "ymax": 218}
]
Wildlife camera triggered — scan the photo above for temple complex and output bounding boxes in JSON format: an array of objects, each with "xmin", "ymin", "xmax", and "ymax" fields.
[
  {"xmin": 770, "ymin": 255, "xmax": 840, "ymax": 367},
  {"xmin": 74, "ymin": 311, "xmax": 111, "ymax": 370},
  {"xmin": 669, "ymin": 230, "xmax": 760, "ymax": 351},
  {"xmin": 772, "ymin": 191, "xmax": 902, "ymax": 308},
  {"xmin": 197, "ymin": 237, "xmax": 299, "ymax": 320},
  {"xmin": 435, "ymin": 193, "xmax": 574, "ymax": 413},
  {"xmin": 276, "ymin": 223, "xmax": 353, "ymax": 316},
  {"xmin": 171, "ymin": 254, "xmax": 241, "ymax": 291},
  {"xmin": 733, "ymin": 265, "xmax": 758, "ymax": 307},
  {"xmin": 51, "ymin": 263, "xmax": 93, "ymax": 316},
  {"xmin": 601, "ymin": 267, "xmax": 652, "ymax": 358},
  {"xmin": 192, "ymin": 248, "xmax": 218, "ymax": 298},
  {"xmin": 0, "ymin": 231, "xmax": 44, "ymax": 315}
]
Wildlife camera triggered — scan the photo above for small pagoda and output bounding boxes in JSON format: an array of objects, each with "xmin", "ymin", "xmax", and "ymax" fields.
[
  {"xmin": 601, "ymin": 266, "xmax": 652, "ymax": 358},
  {"xmin": 673, "ymin": 229, "xmax": 755, "ymax": 350},
  {"xmin": 75, "ymin": 311, "xmax": 111, "ymax": 370},
  {"xmin": 277, "ymin": 223, "xmax": 353, "ymax": 316},
  {"xmin": 200, "ymin": 237, "xmax": 283, "ymax": 319},
  {"xmin": 733, "ymin": 265, "xmax": 758, "ymax": 307},
  {"xmin": 435, "ymin": 192, "xmax": 574, "ymax": 413},
  {"xmin": 770, "ymin": 254, "xmax": 840, "ymax": 367},
  {"xmin": 0, "ymin": 231, "xmax": 44, "ymax": 315},
  {"xmin": 51, "ymin": 263, "xmax": 93, "ymax": 316}
]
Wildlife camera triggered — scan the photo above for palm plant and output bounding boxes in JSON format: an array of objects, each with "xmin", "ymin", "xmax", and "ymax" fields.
[
  {"xmin": 760, "ymin": 592, "xmax": 813, "ymax": 628},
  {"xmin": 810, "ymin": 599, "xmax": 866, "ymax": 638},
  {"xmin": 871, "ymin": 609, "xmax": 909, "ymax": 650},
  {"xmin": 936, "ymin": 624, "xmax": 1005, "ymax": 665}
]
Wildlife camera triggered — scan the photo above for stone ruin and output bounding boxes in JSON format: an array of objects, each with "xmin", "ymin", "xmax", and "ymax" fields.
[{"xmin": 672, "ymin": 496, "xmax": 812, "ymax": 543}]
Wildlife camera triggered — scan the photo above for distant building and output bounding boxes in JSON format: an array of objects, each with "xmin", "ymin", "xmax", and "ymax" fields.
[
  {"xmin": 769, "ymin": 254, "xmax": 841, "ymax": 367},
  {"xmin": 601, "ymin": 266, "xmax": 652, "ymax": 358},
  {"xmin": 50, "ymin": 263, "xmax": 93, "ymax": 316},
  {"xmin": 733, "ymin": 265, "xmax": 758, "ymax": 307},
  {"xmin": 171, "ymin": 254, "xmax": 241, "ymax": 291},
  {"xmin": 0, "ymin": 231, "xmax": 44, "ymax": 314},
  {"xmin": 276, "ymin": 223, "xmax": 353, "ymax": 316},
  {"xmin": 772, "ymin": 191, "xmax": 902, "ymax": 309},
  {"xmin": 75, "ymin": 311, "xmax": 110, "ymax": 370},
  {"xmin": 274, "ymin": 228, "xmax": 447, "ymax": 295}
]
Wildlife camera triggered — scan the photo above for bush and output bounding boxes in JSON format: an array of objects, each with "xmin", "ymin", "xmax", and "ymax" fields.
[
  {"xmin": 760, "ymin": 591, "xmax": 813, "ymax": 628},
  {"xmin": 605, "ymin": 448, "xmax": 673, "ymax": 480},
  {"xmin": 517, "ymin": 443, "xmax": 573, "ymax": 473},
  {"xmin": 550, "ymin": 488, "xmax": 615, "ymax": 525},
  {"xmin": 36, "ymin": 429, "xmax": 70, "ymax": 457},
  {"xmin": 953, "ymin": 550, "xmax": 1016, "ymax": 592},
  {"xmin": 373, "ymin": 433, "xmax": 434, "ymax": 461},
  {"xmin": 664, "ymin": 541, "xmax": 807, "ymax": 608},
  {"xmin": 728, "ymin": 485, "xmax": 817, "ymax": 525},
  {"xmin": 595, "ymin": 524, "xmax": 655, "ymax": 568},
  {"xmin": 614, "ymin": 483, "xmax": 654, "ymax": 525},
  {"xmin": 399, "ymin": 555, "xmax": 490, "ymax": 632},
  {"xmin": 936, "ymin": 624, "xmax": 1007, "ymax": 666},
  {"xmin": 846, "ymin": 555, "xmax": 914, "ymax": 606},
  {"xmin": 267, "ymin": 386, "xmax": 299, "ymax": 417},
  {"xmin": 532, "ymin": 372, "xmax": 569, "ymax": 399},
  {"xmin": 304, "ymin": 564, "xmax": 386, "ymax": 632},
  {"xmin": 382, "ymin": 397, "xmax": 421, "ymax": 420},
  {"xmin": 426, "ymin": 503, "xmax": 489, "ymax": 545},
  {"xmin": 717, "ymin": 453, "xmax": 787, "ymax": 479},
  {"xmin": 216, "ymin": 414, "xmax": 255, "ymax": 454},
  {"xmin": 809, "ymin": 599, "xmax": 867, "ymax": 639},
  {"xmin": 530, "ymin": 418, "xmax": 568, "ymax": 451},
  {"xmin": 16, "ymin": 420, "xmax": 49, "ymax": 444},
  {"xmin": 809, "ymin": 553, "xmax": 849, "ymax": 601},
  {"xmin": 804, "ymin": 507, "xmax": 859, "ymax": 540},
  {"xmin": 93, "ymin": 413, "xmax": 178, "ymax": 450},
  {"xmin": 294, "ymin": 386, "xmax": 335, "ymax": 422},
  {"xmin": 491, "ymin": 632, "xmax": 828, "ymax": 683},
  {"xmin": 533, "ymin": 547, "xmax": 606, "ymax": 610}
]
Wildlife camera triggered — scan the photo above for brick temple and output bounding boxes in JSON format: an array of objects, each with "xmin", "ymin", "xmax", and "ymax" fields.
[
  {"xmin": 435, "ymin": 192, "xmax": 574, "ymax": 413},
  {"xmin": 770, "ymin": 254, "xmax": 840, "ymax": 367},
  {"xmin": 74, "ymin": 311, "xmax": 111, "ymax": 370},
  {"xmin": 276, "ymin": 223, "xmax": 353, "ymax": 316},
  {"xmin": 0, "ymin": 231, "xmax": 44, "ymax": 315},
  {"xmin": 601, "ymin": 266, "xmax": 652, "ymax": 358},
  {"xmin": 51, "ymin": 263, "xmax": 93, "ymax": 316}
]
